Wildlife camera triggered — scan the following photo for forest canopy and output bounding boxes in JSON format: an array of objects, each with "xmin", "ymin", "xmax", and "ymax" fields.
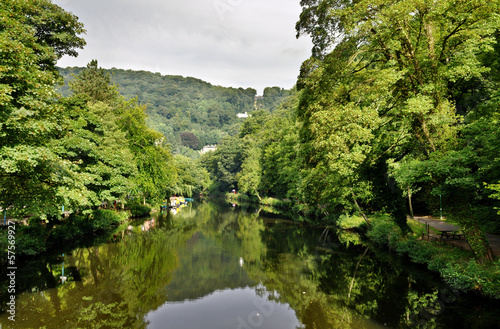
[
  {"xmin": 57, "ymin": 67, "xmax": 292, "ymax": 157},
  {"xmin": 201, "ymin": 0, "xmax": 500, "ymax": 264}
]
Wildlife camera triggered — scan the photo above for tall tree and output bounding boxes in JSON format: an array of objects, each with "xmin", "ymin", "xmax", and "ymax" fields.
[
  {"xmin": 296, "ymin": 0, "xmax": 500, "ymax": 260},
  {"xmin": 116, "ymin": 98, "xmax": 177, "ymax": 203},
  {"xmin": 69, "ymin": 60, "xmax": 119, "ymax": 103},
  {"xmin": 0, "ymin": 0, "xmax": 85, "ymax": 217},
  {"xmin": 69, "ymin": 61, "xmax": 177, "ymax": 204},
  {"xmin": 56, "ymin": 96, "xmax": 137, "ymax": 207}
]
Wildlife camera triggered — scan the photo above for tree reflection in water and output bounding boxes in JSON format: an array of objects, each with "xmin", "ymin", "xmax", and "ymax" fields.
[{"xmin": 1, "ymin": 202, "xmax": 499, "ymax": 328}]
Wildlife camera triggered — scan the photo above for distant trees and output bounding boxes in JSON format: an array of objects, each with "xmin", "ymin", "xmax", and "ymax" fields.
[
  {"xmin": 180, "ymin": 132, "xmax": 201, "ymax": 150},
  {"xmin": 57, "ymin": 67, "xmax": 291, "ymax": 156},
  {"xmin": 201, "ymin": 96, "xmax": 299, "ymax": 198},
  {"xmin": 172, "ymin": 155, "xmax": 210, "ymax": 197},
  {"xmin": 262, "ymin": 87, "xmax": 292, "ymax": 110}
]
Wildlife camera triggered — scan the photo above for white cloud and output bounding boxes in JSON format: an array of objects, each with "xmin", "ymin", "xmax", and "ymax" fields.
[{"xmin": 54, "ymin": 0, "xmax": 312, "ymax": 94}]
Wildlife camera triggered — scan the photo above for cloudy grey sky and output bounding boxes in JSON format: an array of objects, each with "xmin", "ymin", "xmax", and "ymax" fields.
[{"xmin": 53, "ymin": 0, "xmax": 312, "ymax": 94}]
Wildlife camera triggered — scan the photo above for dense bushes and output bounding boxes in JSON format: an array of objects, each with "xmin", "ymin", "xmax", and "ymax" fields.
[{"xmin": 126, "ymin": 203, "xmax": 152, "ymax": 218}]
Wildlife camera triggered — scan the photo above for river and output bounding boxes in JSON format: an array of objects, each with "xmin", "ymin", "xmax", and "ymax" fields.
[{"xmin": 1, "ymin": 202, "xmax": 499, "ymax": 328}]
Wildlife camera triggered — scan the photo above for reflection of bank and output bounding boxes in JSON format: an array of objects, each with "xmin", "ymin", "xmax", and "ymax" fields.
[{"xmin": 141, "ymin": 218, "xmax": 156, "ymax": 232}]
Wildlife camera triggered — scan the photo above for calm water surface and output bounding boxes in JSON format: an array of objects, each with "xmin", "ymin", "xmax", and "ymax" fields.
[{"xmin": 1, "ymin": 202, "xmax": 499, "ymax": 328}]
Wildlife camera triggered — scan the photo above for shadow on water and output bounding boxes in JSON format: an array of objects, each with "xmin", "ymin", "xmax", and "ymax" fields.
[{"xmin": 0, "ymin": 201, "xmax": 499, "ymax": 328}]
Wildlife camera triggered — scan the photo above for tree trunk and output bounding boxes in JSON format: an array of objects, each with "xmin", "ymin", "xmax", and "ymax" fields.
[
  {"xmin": 351, "ymin": 188, "xmax": 371, "ymax": 227},
  {"xmin": 408, "ymin": 185, "xmax": 414, "ymax": 219}
]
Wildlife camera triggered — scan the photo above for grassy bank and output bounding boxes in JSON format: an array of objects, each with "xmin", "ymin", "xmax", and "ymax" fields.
[
  {"xmin": 358, "ymin": 214, "xmax": 500, "ymax": 299},
  {"xmin": 225, "ymin": 193, "xmax": 500, "ymax": 299}
]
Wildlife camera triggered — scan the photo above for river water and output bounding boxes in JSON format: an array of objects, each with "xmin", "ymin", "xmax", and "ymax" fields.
[{"xmin": 1, "ymin": 202, "xmax": 499, "ymax": 328}]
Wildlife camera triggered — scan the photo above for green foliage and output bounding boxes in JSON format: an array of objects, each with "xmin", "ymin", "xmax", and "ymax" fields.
[
  {"xmin": 57, "ymin": 67, "xmax": 291, "ymax": 155},
  {"xmin": 172, "ymin": 155, "xmax": 210, "ymax": 197},
  {"xmin": 65, "ymin": 61, "xmax": 178, "ymax": 205},
  {"xmin": 90, "ymin": 209, "xmax": 124, "ymax": 230},
  {"xmin": 0, "ymin": 209, "xmax": 127, "ymax": 261},
  {"xmin": 180, "ymin": 132, "xmax": 201, "ymax": 150},
  {"xmin": 49, "ymin": 210, "xmax": 123, "ymax": 247},
  {"xmin": 77, "ymin": 302, "xmax": 128, "ymax": 329},
  {"xmin": 0, "ymin": 224, "xmax": 47, "ymax": 257},
  {"xmin": 236, "ymin": 141, "xmax": 261, "ymax": 198},
  {"xmin": 126, "ymin": 203, "xmax": 152, "ymax": 218},
  {"xmin": 403, "ymin": 291, "xmax": 441, "ymax": 329},
  {"xmin": 364, "ymin": 215, "xmax": 500, "ymax": 298},
  {"xmin": 259, "ymin": 197, "xmax": 292, "ymax": 209},
  {"xmin": 0, "ymin": 0, "xmax": 86, "ymax": 218},
  {"xmin": 337, "ymin": 213, "xmax": 366, "ymax": 230},
  {"xmin": 365, "ymin": 215, "xmax": 403, "ymax": 248},
  {"xmin": 294, "ymin": 0, "xmax": 500, "ymax": 260},
  {"xmin": 69, "ymin": 60, "xmax": 119, "ymax": 103},
  {"xmin": 116, "ymin": 97, "xmax": 177, "ymax": 203},
  {"xmin": 395, "ymin": 238, "xmax": 436, "ymax": 266},
  {"xmin": 438, "ymin": 260, "xmax": 500, "ymax": 298},
  {"xmin": 203, "ymin": 136, "xmax": 243, "ymax": 191},
  {"xmin": 262, "ymin": 87, "xmax": 292, "ymax": 110},
  {"xmin": 56, "ymin": 97, "xmax": 137, "ymax": 207}
]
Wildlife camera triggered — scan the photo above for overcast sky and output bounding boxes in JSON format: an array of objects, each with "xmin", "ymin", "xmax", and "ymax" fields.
[{"xmin": 53, "ymin": 0, "xmax": 312, "ymax": 94}]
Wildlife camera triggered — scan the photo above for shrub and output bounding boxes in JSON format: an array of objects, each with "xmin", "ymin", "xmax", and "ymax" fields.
[
  {"xmin": 396, "ymin": 238, "xmax": 434, "ymax": 264},
  {"xmin": 0, "ymin": 224, "xmax": 47, "ymax": 258},
  {"xmin": 365, "ymin": 215, "xmax": 500, "ymax": 299},
  {"xmin": 259, "ymin": 197, "xmax": 292, "ymax": 209},
  {"xmin": 337, "ymin": 213, "xmax": 366, "ymax": 230},
  {"xmin": 127, "ymin": 203, "xmax": 151, "ymax": 218},
  {"xmin": 366, "ymin": 216, "xmax": 402, "ymax": 247},
  {"xmin": 91, "ymin": 209, "xmax": 124, "ymax": 230}
]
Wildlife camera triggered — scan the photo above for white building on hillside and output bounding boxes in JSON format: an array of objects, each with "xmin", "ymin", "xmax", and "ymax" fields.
[{"xmin": 200, "ymin": 145, "xmax": 217, "ymax": 154}]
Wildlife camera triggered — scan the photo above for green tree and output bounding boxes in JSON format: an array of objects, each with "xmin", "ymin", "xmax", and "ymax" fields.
[
  {"xmin": 68, "ymin": 61, "xmax": 177, "ymax": 205},
  {"xmin": 295, "ymin": 0, "xmax": 500, "ymax": 254},
  {"xmin": 172, "ymin": 155, "xmax": 210, "ymax": 197},
  {"xmin": 180, "ymin": 132, "xmax": 201, "ymax": 150},
  {"xmin": 56, "ymin": 96, "xmax": 137, "ymax": 207},
  {"xmin": 69, "ymin": 60, "xmax": 119, "ymax": 103},
  {"xmin": 236, "ymin": 140, "xmax": 262, "ymax": 199},
  {"xmin": 116, "ymin": 98, "xmax": 177, "ymax": 204},
  {"xmin": 202, "ymin": 136, "xmax": 242, "ymax": 192},
  {"xmin": 0, "ymin": 0, "xmax": 85, "ymax": 217}
]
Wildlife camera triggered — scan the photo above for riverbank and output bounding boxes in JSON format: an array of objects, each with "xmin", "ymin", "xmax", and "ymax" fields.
[
  {"xmin": 223, "ymin": 193, "xmax": 500, "ymax": 299},
  {"xmin": 413, "ymin": 215, "xmax": 500, "ymax": 257},
  {"xmin": 342, "ymin": 213, "xmax": 500, "ymax": 299},
  {"xmin": 0, "ymin": 209, "xmax": 131, "ymax": 264},
  {"xmin": 4, "ymin": 201, "xmax": 500, "ymax": 329}
]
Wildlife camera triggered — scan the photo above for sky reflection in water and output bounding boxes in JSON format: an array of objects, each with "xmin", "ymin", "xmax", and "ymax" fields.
[{"xmin": 146, "ymin": 287, "xmax": 301, "ymax": 329}]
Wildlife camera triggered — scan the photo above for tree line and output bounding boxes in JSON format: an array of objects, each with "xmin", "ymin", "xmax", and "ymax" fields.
[
  {"xmin": 202, "ymin": 0, "xmax": 500, "ymax": 263},
  {"xmin": 57, "ymin": 67, "xmax": 291, "ymax": 158},
  {"xmin": 0, "ymin": 0, "xmax": 208, "ymax": 221},
  {"xmin": 2, "ymin": 0, "xmax": 500, "ymax": 264}
]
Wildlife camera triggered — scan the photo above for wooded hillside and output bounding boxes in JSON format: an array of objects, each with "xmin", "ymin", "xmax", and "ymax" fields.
[{"xmin": 57, "ymin": 67, "xmax": 291, "ymax": 157}]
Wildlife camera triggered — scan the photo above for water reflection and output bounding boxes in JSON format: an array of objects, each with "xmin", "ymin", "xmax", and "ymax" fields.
[
  {"xmin": 1, "ymin": 202, "xmax": 499, "ymax": 329},
  {"xmin": 146, "ymin": 287, "xmax": 301, "ymax": 329}
]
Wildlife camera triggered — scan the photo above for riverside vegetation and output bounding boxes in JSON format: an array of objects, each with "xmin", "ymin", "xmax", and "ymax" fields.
[{"xmin": 1, "ymin": 0, "xmax": 500, "ymax": 300}]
